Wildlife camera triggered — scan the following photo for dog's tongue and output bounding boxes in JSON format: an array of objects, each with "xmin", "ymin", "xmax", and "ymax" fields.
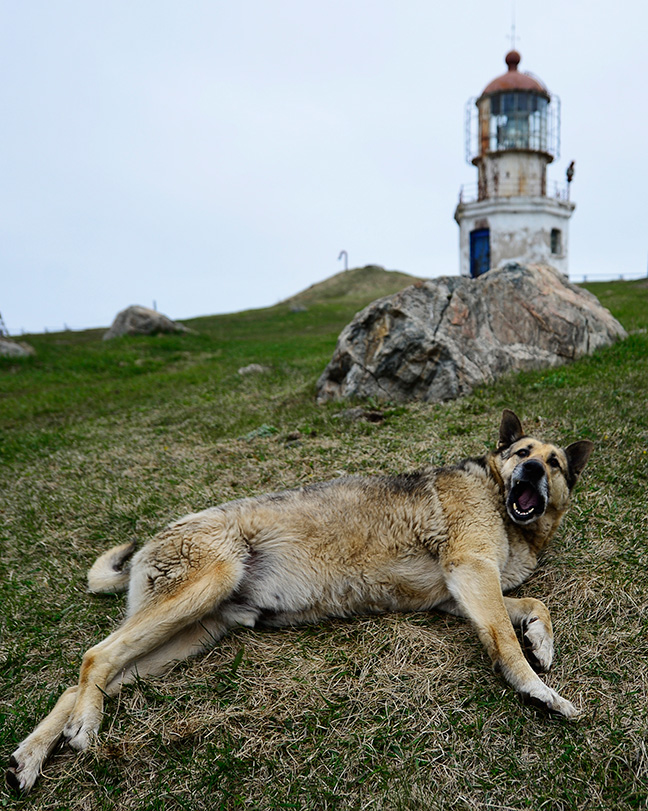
[{"xmin": 518, "ymin": 486, "xmax": 539, "ymax": 511}]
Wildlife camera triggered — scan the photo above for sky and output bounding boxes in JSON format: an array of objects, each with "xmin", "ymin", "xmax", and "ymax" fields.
[{"xmin": 2, "ymin": 0, "xmax": 647, "ymax": 335}]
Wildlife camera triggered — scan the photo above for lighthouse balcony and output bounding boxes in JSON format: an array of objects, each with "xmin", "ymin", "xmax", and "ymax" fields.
[{"xmin": 458, "ymin": 179, "xmax": 571, "ymax": 205}]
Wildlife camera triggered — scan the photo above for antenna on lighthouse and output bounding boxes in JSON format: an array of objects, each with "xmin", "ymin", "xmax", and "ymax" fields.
[{"xmin": 507, "ymin": 2, "xmax": 518, "ymax": 51}]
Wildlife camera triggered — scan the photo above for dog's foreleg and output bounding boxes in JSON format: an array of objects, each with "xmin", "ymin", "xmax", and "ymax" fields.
[
  {"xmin": 434, "ymin": 594, "xmax": 555, "ymax": 673},
  {"xmin": 444, "ymin": 558, "xmax": 577, "ymax": 718},
  {"xmin": 503, "ymin": 596, "xmax": 554, "ymax": 673}
]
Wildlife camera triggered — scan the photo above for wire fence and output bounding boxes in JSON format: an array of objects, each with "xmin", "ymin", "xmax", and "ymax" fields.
[
  {"xmin": 571, "ymin": 271, "xmax": 648, "ymax": 283},
  {"xmin": 4, "ymin": 323, "xmax": 105, "ymax": 338}
]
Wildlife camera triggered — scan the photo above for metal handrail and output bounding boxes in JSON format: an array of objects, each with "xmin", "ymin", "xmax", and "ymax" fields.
[{"xmin": 457, "ymin": 180, "xmax": 571, "ymax": 205}]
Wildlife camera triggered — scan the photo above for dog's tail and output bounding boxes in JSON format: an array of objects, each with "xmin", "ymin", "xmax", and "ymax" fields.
[{"xmin": 87, "ymin": 541, "xmax": 137, "ymax": 593}]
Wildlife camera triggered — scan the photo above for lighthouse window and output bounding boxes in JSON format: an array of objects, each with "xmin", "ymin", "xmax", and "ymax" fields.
[
  {"xmin": 488, "ymin": 92, "xmax": 549, "ymax": 153},
  {"xmin": 551, "ymin": 228, "xmax": 563, "ymax": 255}
]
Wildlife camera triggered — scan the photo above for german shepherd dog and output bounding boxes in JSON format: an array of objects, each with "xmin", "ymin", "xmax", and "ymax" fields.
[{"xmin": 7, "ymin": 410, "xmax": 593, "ymax": 794}]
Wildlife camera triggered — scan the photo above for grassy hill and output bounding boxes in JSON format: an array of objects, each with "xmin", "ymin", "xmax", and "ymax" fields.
[
  {"xmin": 281, "ymin": 264, "xmax": 424, "ymax": 305},
  {"xmin": 0, "ymin": 275, "xmax": 647, "ymax": 809}
]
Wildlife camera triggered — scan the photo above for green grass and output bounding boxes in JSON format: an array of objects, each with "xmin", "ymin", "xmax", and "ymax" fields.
[{"xmin": 1, "ymin": 277, "xmax": 647, "ymax": 809}]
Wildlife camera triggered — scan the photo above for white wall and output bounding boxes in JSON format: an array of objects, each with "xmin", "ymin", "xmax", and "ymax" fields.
[{"xmin": 455, "ymin": 196, "xmax": 575, "ymax": 276}]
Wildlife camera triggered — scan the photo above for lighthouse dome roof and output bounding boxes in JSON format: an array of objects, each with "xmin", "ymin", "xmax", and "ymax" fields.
[{"xmin": 481, "ymin": 51, "xmax": 550, "ymax": 98}]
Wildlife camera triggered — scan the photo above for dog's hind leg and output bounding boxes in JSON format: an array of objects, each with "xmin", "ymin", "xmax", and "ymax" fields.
[
  {"xmin": 104, "ymin": 613, "xmax": 230, "ymax": 693},
  {"xmin": 7, "ymin": 554, "xmax": 244, "ymax": 795},
  {"xmin": 6, "ymin": 686, "xmax": 79, "ymax": 795},
  {"xmin": 62, "ymin": 556, "xmax": 244, "ymax": 752},
  {"xmin": 503, "ymin": 596, "xmax": 554, "ymax": 673},
  {"xmin": 6, "ymin": 615, "xmax": 230, "ymax": 795}
]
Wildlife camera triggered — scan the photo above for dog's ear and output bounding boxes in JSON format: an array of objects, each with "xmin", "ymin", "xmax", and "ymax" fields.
[
  {"xmin": 564, "ymin": 440, "xmax": 594, "ymax": 486},
  {"xmin": 498, "ymin": 409, "xmax": 524, "ymax": 449}
]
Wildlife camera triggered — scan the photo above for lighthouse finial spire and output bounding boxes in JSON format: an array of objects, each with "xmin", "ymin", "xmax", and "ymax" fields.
[{"xmin": 507, "ymin": 2, "xmax": 518, "ymax": 51}]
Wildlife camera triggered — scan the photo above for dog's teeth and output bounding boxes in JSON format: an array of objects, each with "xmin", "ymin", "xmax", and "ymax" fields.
[{"xmin": 513, "ymin": 501, "xmax": 533, "ymax": 517}]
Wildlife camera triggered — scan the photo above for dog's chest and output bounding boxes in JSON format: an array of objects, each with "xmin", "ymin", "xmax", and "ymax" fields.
[{"xmin": 500, "ymin": 538, "xmax": 539, "ymax": 591}]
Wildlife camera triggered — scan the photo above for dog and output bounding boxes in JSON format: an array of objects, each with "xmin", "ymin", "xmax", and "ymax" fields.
[{"xmin": 7, "ymin": 410, "xmax": 593, "ymax": 794}]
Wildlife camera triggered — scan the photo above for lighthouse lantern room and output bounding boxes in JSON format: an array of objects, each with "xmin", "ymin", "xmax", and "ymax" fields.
[{"xmin": 455, "ymin": 50, "xmax": 575, "ymax": 277}]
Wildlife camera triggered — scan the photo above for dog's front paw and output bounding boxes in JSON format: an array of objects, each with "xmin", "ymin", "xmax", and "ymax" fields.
[
  {"xmin": 521, "ymin": 682, "xmax": 578, "ymax": 719},
  {"xmin": 522, "ymin": 616, "xmax": 554, "ymax": 673}
]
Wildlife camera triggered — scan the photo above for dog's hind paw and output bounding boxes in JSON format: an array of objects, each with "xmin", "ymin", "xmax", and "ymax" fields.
[
  {"xmin": 5, "ymin": 752, "xmax": 41, "ymax": 796},
  {"xmin": 522, "ymin": 616, "xmax": 554, "ymax": 673},
  {"xmin": 62, "ymin": 715, "xmax": 99, "ymax": 751}
]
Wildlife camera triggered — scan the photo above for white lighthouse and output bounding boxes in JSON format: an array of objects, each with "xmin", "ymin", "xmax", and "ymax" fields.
[{"xmin": 455, "ymin": 50, "xmax": 575, "ymax": 277}]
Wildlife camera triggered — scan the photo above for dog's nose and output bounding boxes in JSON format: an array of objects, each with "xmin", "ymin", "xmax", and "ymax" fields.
[{"xmin": 519, "ymin": 459, "xmax": 546, "ymax": 483}]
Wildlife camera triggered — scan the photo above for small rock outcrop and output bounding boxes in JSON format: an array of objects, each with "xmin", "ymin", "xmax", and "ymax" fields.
[
  {"xmin": 317, "ymin": 263, "xmax": 627, "ymax": 403},
  {"xmin": 103, "ymin": 306, "xmax": 189, "ymax": 340},
  {"xmin": 238, "ymin": 363, "xmax": 271, "ymax": 376},
  {"xmin": 0, "ymin": 338, "xmax": 35, "ymax": 358}
]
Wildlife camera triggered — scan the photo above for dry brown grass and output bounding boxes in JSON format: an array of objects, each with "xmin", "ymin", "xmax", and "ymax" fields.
[{"xmin": 1, "ymin": 282, "xmax": 647, "ymax": 809}]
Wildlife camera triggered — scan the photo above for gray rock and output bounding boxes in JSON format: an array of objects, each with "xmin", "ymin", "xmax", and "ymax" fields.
[
  {"xmin": 317, "ymin": 263, "xmax": 627, "ymax": 403},
  {"xmin": 103, "ymin": 306, "xmax": 189, "ymax": 340},
  {"xmin": 238, "ymin": 363, "xmax": 271, "ymax": 376},
  {"xmin": 0, "ymin": 338, "xmax": 35, "ymax": 358}
]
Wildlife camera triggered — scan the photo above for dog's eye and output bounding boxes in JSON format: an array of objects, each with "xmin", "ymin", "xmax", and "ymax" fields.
[
  {"xmin": 548, "ymin": 456, "xmax": 561, "ymax": 469},
  {"xmin": 516, "ymin": 448, "xmax": 530, "ymax": 458}
]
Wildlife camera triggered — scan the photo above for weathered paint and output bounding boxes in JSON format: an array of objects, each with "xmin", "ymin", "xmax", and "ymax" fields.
[
  {"xmin": 455, "ymin": 196, "xmax": 575, "ymax": 277},
  {"xmin": 456, "ymin": 50, "xmax": 575, "ymax": 277},
  {"xmin": 476, "ymin": 152, "xmax": 551, "ymax": 199}
]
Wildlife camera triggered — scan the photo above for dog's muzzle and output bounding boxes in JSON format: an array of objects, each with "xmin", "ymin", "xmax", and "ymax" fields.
[{"xmin": 507, "ymin": 459, "xmax": 549, "ymax": 524}]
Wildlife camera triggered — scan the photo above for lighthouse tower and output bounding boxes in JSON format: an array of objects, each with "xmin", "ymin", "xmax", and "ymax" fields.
[{"xmin": 455, "ymin": 50, "xmax": 575, "ymax": 277}]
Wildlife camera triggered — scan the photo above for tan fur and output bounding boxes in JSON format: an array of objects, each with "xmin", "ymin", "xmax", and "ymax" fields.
[{"xmin": 6, "ymin": 410, "xmax": 593, "ymax": 795}]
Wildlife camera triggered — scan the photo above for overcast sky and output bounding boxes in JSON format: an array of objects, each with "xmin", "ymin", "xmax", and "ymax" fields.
[{"xmin": 2, "ymin": 1, "xmax": 647, "ymax": 334}]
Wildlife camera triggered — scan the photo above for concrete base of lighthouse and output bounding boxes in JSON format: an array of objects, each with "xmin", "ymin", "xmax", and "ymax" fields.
[{"xmin": 454, "ymin": 195, "xmax": 575, "ymax": 277}]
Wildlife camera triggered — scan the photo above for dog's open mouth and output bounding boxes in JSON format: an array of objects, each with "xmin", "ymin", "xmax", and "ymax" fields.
[{"xmin": 508, "ymin": 481, "xmax": 547, "ymax": 523}]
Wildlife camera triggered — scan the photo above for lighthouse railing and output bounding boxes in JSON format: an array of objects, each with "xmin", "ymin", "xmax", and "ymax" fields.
[{"xmin": 458, "ymin": 180, "xmax": 571, "ymax": 204}]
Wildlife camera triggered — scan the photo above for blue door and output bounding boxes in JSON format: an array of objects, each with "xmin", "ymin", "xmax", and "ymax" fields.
[{"xmin": 470, "ymin": 228, "xmax": 490, "ymax": 278}]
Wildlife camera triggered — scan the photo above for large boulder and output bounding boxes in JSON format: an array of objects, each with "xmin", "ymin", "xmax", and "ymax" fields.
[
  {"xmin": 0, "ymin": 338, "xmax": 35, "ymax": 358},
  {"xmin": 316, "ymin": 263, "xmax": 627, "ymax": 403},
  {"xmin": 103, "ymin": 306, "xmax": 190, "ymax": 340}
]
